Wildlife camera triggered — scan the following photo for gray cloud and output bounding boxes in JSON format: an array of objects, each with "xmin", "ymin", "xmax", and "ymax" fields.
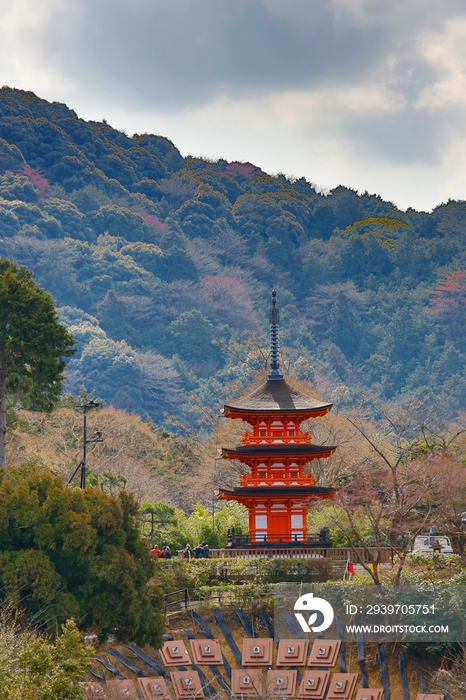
[
  {"xmin": 4, "ymin": 0, "xmax": 466, "ymax": 203},
  {"xmin": 341, "ymin": 108, "xmax": 447, "ymax": 165},
  {"xmin": 43, "ymin": 0, "xmax": 463, "ymax": 109}
]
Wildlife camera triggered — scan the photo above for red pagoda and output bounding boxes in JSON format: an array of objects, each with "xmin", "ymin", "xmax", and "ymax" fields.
[{"xmin": 218, "ymin": 290, "xmax": 336, "ymax": 546}]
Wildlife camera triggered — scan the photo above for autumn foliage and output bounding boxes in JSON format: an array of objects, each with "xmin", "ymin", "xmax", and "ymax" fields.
[
  {"xmin": 430, "ymin": 268, "xmax": 466, "ymax": 341},
  {"xmin": 17, "ymin": 166, "xmax": 52, "ymax": 198},
  {"xmin": 224, "ymin": 161, "xmax": 257, "ymax": 181},
  {"xmin": 141, "ymin": 212, "xmax": 170, "ymax": 232}
]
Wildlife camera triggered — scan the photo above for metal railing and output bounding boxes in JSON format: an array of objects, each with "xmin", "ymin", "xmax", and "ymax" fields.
[
  {"xmin": 227, "ymin": 531, "xmax": 330, "ymax": 547},
  {"xmin": 163, "ymin": 587, "xmax": 222, "ymax": 612},
  {"xmin": 164, "ymin": 588, "xmax": 198, "ymax": 612},
  {"xmin": 182, "ymin": 546, "xmax": 393, "ymax": 563},
  {"xmin": 238, "ymin": 476, "xmax": 316, "ymax": 487}
]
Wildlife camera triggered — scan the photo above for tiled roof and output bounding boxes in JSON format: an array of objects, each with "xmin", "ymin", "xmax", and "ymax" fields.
[
  {"xmin": 222, "ymin": 444, "xmax": 337, "ymax": 457},
  {"xmin": 224, "ymin": 379, "xmax": 332, "ymax": 413},
  {"xmin": 218, "ymin": 486, "xmax": 336, "ymax": 496}
]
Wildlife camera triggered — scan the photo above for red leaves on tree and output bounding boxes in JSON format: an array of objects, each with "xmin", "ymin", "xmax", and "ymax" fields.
[
  {"xmin": 141, "ymin": 213, "xmax": 170, "ymax": 232},
  {"xmin": 17, "ymin": 167, "xmax": 52, "ymax": 198},
  {"xmin": 430, "ymin": 269, "xmax": 466, "ymax": 311},
  {"xmin": 224, "ymin": 162, "xmax": 257, "ymax": 182}
]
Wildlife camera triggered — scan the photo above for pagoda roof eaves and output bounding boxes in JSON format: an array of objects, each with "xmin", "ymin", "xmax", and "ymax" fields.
[
  {"xmin": 218, "ymin": 485, "xmax": 336, "ymax": 497},
  {"xmin": 222, "ymin": 444, "xmax": 337, "ymax": 457},
  {"xmin": 223, "ymin": 378, "xmax": 332, "ymax": 415}
]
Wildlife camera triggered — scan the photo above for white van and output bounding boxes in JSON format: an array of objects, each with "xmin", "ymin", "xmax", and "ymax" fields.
[{"xmin": 412, "ymin": 535, "xmax": 454, "ymax": 554}]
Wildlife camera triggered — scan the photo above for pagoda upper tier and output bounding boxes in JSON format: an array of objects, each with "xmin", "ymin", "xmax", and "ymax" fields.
[{"xmin": 223, "ymin": 378, "xmax": 332, "ymax": 424}]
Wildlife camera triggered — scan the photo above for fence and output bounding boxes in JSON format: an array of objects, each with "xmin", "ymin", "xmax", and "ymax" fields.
[
  {"xmin": 227, "ymin": 531, "xmax": 330, "ymax": 546},
  {"xmin": 163, "ymin": 588, "xmax": 209, "ymax": 612},
  {"xmin": 179, "ymin": 546, "xmax": 392, "ymax": 563},
  {"xmin": 164, "ymin": 587, "xmax": 245, "ymax": 613}
]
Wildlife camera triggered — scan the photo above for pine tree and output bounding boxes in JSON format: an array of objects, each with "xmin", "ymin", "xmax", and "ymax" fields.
[{"xmin": 0, "ymin": 259, "xmax": 75, "ymax": 468}]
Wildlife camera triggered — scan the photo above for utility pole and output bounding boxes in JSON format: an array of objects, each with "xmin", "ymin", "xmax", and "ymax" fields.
[
  {"xmin": 81, "ymin": 400, "xmax": 102, "ymax": 488},
  {"xmin": 68, "ymin": 399, "xmax": 102, "ymax": 488}
]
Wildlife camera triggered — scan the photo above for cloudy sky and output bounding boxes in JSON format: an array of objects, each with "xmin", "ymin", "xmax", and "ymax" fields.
[{"xmin": 2, "ymin": 0, "xmax": 466, "ymax": 210}]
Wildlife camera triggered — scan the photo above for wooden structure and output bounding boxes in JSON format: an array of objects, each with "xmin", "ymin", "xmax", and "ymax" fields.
[{"xmin": 218, "ymin": 291, "xmax": 336, "ymax": 546}]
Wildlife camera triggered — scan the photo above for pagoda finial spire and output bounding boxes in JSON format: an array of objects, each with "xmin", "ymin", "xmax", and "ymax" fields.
[{"xmin": 268, "ymin": 289, "xmax": 283, "ymax": 380}]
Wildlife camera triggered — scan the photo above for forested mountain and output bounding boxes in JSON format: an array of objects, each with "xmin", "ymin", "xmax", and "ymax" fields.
[{"xmin": 0, "ymin": 87, "xmax": 465, "ymax": 427}]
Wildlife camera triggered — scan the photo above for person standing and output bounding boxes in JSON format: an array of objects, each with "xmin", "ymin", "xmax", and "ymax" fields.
[
  {"xmin": 194, "ymin": 543, "xmax": 204, "ymax": 559},
  {"xmin": 161, "ymin": 545, "xmax": 172, "ymax": 559},
  {"xmin": 183, "ymin": 544, "xmax": 193, "ymax": 560}
]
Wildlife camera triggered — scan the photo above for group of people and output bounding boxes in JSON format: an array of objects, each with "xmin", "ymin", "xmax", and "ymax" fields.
[
  {"xmin": 183, "ymin": 542, "xmax": 210, "ymax": 559},
  {"xmin": 150, "ymin": 544, "xmax": 172, "ymax": 559},
  {"xmin": 151, "ymin": 542, "xmax": 210, "ymax": 559}
]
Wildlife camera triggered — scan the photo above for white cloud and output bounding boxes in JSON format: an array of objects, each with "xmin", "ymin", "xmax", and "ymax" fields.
[
  {"xmin": 0, "ymin": 0, "xmax": 78, "ymax": 94},
  {"xmin": 415, "ymin": 20, "xmax": 466, "ymax": 110}
]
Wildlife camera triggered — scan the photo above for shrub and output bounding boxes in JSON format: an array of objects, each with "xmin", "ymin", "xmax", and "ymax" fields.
[
  {"xmin": 0, "ymin": 464, "xmax": 164, "ymax": 644},
  {"xmin": 0, "ymin": 616, "xmax": 89, "ymax": 700},
  {"xmin": 259, "ymin": 558, "xmax": 334, "ymax": 583},
  {"xmin": 153, "ymin": 556, "xmax": 333, "ymax": 596}
]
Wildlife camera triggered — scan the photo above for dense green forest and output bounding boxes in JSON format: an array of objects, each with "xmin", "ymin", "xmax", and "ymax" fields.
[{"xmin": 0, "ymin": 87, "xmax": 465, "ymax": 427}]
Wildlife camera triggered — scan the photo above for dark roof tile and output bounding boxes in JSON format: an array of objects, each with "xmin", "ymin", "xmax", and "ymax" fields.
[
  {"xmin": 222, "ymin": 444, "xmax": 337, "ymax": 457},
  {"xmin": 224, "ymin": 379, "xmax": 332, "ymax": 414},
  {"xmin": 219, "ymin": 486, "xmax": 336, "ymax": 497}
]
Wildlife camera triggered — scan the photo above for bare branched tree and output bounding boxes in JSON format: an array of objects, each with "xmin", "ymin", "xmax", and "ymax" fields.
[
  {"xmin": 430, "ymin": 649, "xmax": 466, "ymax": 698},
  {"xmin": 327, "ymin": 393, "xmax": 466, "ymax": 584}
]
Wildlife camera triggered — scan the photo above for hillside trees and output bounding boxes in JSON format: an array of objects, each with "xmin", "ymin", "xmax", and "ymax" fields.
[
  {"xmin": 67, "ymin": 338, "xmax": 181, "ymax": 420},
  {"xmin": 8, "ymin": 404, "xmax": 200, "ymax": 504},
  {"xmin": 430, "ymin": 269, "xmax": 466, "ymax": 346},
  {"xmin": 1, "ymin": 87, "xmax": 466, "ymax": 422},
  {"xmin": 0, "ymin": 259, "xmax": 75, "ymax": 468},
  {"xmin": 167, "ymin": 310, "xmax": 223, "ymax": 376}
]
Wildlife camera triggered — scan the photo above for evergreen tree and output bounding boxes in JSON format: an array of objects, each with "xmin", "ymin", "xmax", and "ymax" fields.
[{"xmin": 0, "ymin": 259, "xmax": 75, "ymax": 468}]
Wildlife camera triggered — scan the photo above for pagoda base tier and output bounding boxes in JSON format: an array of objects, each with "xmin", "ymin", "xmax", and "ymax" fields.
[{"xmin": 218, "ymin": 486, "xmax": 335, "ymax": 545}]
